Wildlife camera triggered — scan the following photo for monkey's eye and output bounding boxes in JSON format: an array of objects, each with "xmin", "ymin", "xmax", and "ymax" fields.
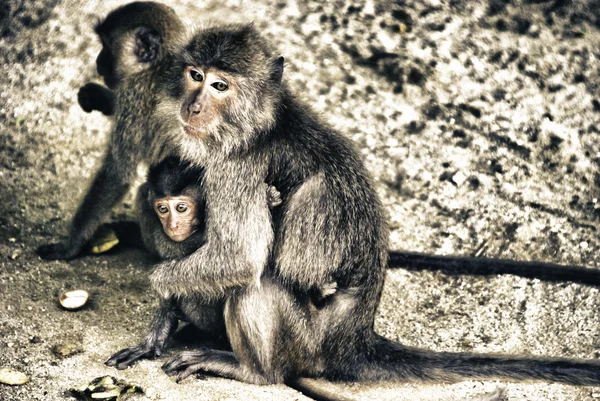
[
  {"xmin": 190, "ymin": 69, "xmax": 204, "ymax": 82},
  {"xmin": 176, "ymin": 203, "xmax": 188, "ymax": 213},
  {"xmin": 212, "ymin": 81, "xmax": 228, "ymax": 91},
  {"xmin": 157, "ymin": 205, "xmax": 169, "ymax": 214}
]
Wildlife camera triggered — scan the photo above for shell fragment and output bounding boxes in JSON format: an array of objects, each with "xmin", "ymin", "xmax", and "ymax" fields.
[
  {"xmin": 0, "ymin": 367, "xmax": 30, "ymax": 385},
  {"xmin": 59, "ymin": 290, "xmax": 89, "ymax": 310}
]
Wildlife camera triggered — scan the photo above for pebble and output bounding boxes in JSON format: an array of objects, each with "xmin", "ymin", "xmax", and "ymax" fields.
[
  {"xmin": 452, "ymin": 171, "xmax": 467, "ymax": 187},
  {"xmin": 52, "ymin": 342, "xmax": 83, "ymax": 358}
]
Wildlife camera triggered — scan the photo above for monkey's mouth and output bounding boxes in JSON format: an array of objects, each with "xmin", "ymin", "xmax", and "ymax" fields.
[
  {"xmin": 182, "ymin": 123, "xmax": 204, "ymax": 137},
  {"xmin": 169, "ymin": 227, "xmax": 199, "ymax": 242}
]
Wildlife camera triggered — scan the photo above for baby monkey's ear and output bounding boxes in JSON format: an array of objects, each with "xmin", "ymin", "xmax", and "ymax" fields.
[
  {"xmin": 271, "ymin": 56, "xmax": 284, "ymax": 86},
  {"xmin": 135, "ymin": 27, "xmax": 162, "ymax": 63}
]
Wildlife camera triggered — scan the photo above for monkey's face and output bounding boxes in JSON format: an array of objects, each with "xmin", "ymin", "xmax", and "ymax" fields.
[
  {"xmin": 95, "ymin": 38, "xmax": 118, "ymax": 89},
  {"xmin": 153, "ymin": 195, "xmax": 200, "ymax": 242},
  {"xmin": 179, "ymin": 65, "xmax": 237, "ymax": 138}
]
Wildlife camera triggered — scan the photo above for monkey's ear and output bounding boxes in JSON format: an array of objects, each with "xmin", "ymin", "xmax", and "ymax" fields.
[
  {"xmin": 135, "ymin": 27, "xmax": 162, "ymax": 63},
  {"xmin": 271, "ymin": 56, "xmax": 284, "ymax": 86}
]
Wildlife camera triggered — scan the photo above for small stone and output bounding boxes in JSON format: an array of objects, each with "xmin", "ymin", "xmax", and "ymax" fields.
[
  {"xmin": 59, "ymin": 290, "xmax": 89, "ymax": 310},
  {"xmin": 580, "ymin": 241, "xmax": 589, "ymax": 250},
  {"xmin": 452, "ymin": 171, "xmax": 467, "ymax": 187},
  {"xmin": 0, "ymin": 367, "xmax": 30, "ymax": 385},
  {"xmin": 52, "ymin": 342, "xmax": 83, "ymax": 358},
  {"xmin": 10, "ymin": 249, "xmax": 21, "ymax": 260}
]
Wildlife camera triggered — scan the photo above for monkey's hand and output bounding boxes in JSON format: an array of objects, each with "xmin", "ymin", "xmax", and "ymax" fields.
[
  {"xmin": 36, "ymin": 241, "xmax": 82, "ymax": 261},
  {"xmin": 77, "ymin": 82, "xmax": 115, "ymax": 116},
  {"xmin": 105, "ymin": 342, "xmax": 164, "ymax": 369}
]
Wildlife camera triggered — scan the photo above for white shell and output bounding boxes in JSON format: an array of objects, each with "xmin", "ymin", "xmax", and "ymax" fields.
[
  {"xmin": 0, "ymin": 367, "xmax": 30, "ymax": 385},
  {"xmin": 59, "ymin": 290, "xmax": 89, "ymax": 310}
]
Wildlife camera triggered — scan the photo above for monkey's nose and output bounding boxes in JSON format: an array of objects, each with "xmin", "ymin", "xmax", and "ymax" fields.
[{"xmin": 189, "ymin": 102, "xmax": 201, "ymax": 115}]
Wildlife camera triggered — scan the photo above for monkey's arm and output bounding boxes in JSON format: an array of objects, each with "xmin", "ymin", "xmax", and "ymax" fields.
[
  {"xmin": 106, "ymin": 298, "xmax": 179, "ymax": 369},
  {"xmin": 78, "ymin": 82, "xmax": 115, "ymax": 116},
  {"xmin": 150, "ymin": 165, "xmax": 272, "ymax": 299},
  {"xmin": 37, "ymin": 148, "xmax": 136, "ymax": 260}
]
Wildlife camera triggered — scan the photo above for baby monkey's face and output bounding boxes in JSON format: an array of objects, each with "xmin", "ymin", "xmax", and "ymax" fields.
[{"xmin": 153, "ymin": 195, "xmax": 200, "ymax": 242}]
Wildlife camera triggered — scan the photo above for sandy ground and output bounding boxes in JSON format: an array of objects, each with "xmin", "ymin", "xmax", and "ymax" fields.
[{"xmin": 2, "ymin": 0, "xmax": 600, "ymax": 400}]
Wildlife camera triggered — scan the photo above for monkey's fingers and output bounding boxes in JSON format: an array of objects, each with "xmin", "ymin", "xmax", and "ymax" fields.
[
  {"xmin": 105, "ymin": 345, "xmax": 157, "ymax": 369},
  {"xmin": 77, "ymin": 83, "xmax": 97, "ymax": 113},
  {"xmin": 36, "ymin": 242, "xmax": 80, "ymax": 261}
]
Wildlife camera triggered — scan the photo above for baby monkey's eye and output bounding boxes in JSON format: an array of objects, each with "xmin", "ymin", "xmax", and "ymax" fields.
[
  {"xmin": 212, "ymin": 81, "xmax": 228, "ymax": 91},
  {"xmin": 157, "ymin": 205, "xmax": 169, "ymax": 214},
  {"xmin": 176, "ymin": 203, "xmax": 188, "ymax": 213},
  {"xmin": 190, "ymin": 69, "xmax": 204, "ymax": 82}
]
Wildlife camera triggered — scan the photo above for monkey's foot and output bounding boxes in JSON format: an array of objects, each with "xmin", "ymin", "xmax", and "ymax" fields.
[
  {"xmin": 36, "ymin": 242, "xmax": 80, "ymax": 261},
  {"xmin": 162, "ymin": 349, "xmax": 269, "ymax": 385},
  {"xmin": 105, "ymin": 343, "xmax": 162, "ymax": 370}
]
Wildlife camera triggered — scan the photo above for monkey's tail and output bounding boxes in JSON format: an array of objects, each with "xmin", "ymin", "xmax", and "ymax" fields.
[
  {"xmin": 351, "ymin": 334, "xmax": 600, "ymax": 385},
  {"xmin": 387, "ymin": 250, "xmax": 600, "ymax": 287}
]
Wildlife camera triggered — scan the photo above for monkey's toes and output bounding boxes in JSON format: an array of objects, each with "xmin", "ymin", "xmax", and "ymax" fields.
[{"xmin": 106, "ymin": 345, "xmax": 156, "ymax": 369}]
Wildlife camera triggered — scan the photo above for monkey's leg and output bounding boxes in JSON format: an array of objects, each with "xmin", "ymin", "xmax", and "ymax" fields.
[
  {"xmin": 106, "ymin": 298, "xmax": 178, "ymax": 369},
  {"xmin": 77, "ymin": 82, "xmax": 115, "ymax": 116},
  {"xmin": 176, "ymin": 296, "xmax": 227, "ymax": 347},
  {"xmin": 164, "ymin": 279, "xmax": 319, "ymax": 385},
  {"xmin": 162, "ymin": 348, "xmax": 269, "ymax": 384},
  {"xmin": 38, "ymin": 151, "xmax": 133, "ymax": 260}
]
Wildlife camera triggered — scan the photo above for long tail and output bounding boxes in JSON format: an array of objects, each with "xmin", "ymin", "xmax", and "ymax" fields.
[
  {"xmin": 350, "ymin": 334, "xmax": 600, "ymax": 385},
  {"xmin": 388, "ymin": 250, "xmax": 600, "ymax": 287}
]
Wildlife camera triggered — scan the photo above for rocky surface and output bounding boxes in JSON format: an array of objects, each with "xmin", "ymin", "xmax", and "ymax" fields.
[{"xmin": 1, "ymin": 0, "xmax": 600, "ymax": 400}]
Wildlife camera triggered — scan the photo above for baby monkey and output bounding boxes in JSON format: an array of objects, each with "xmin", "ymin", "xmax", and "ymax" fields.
[{"xmin": 139, "ymin": 157, "xmax": 285, "ymax": 259}]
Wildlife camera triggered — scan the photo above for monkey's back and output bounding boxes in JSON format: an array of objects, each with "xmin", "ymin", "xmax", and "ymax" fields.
[{"xmin": 267, "ymin": 90, "xmax": 388, "ymax": 317}]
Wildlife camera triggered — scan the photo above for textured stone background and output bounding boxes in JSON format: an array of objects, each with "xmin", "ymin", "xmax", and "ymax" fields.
[{"xmin": 1, "ymin": 0, "xmax": 600, "ymax": 400}]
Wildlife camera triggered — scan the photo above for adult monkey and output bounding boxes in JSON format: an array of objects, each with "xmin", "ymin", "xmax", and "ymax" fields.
[
  {"xmin": 107, "ymin": 24, "xmax": 600, "ymax": 386},
  {"xmin": 37, "ymin": 1, "xmax": 188, "ymax": 260}
]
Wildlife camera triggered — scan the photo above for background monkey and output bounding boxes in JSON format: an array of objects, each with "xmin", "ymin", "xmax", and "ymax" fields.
[
  {"xmin": 37, "ymin": 1, "xmax": 188, "ymax": 260},
  {"xmin": 105, "ymin": 23, "xmax": 600, "ymax": 388}
]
